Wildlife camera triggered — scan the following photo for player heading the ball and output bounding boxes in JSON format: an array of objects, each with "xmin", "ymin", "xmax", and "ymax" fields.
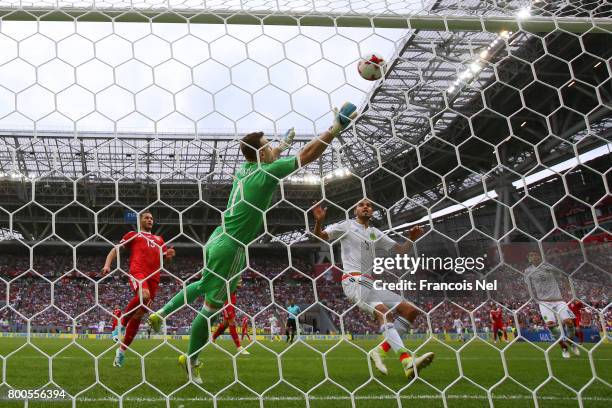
[
  {"xmin": 312, "ymin": 199, "xmax": 434, "ymax": 379},
  {"xmin": 148, "ymin": 102, "xmax": 359, "ymax": 385}
]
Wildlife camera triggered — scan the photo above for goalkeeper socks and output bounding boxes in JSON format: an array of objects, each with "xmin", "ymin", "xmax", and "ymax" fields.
[
  {"xmin": 160, "ymin": 280, "xmax": 205, "ymax": 317},
  {"xmin": 120, "ymin": 314, "xmax": 142, "ymax": 351},
  {"xmin": 212, "ymin": 322, "xmax": 226, "ymax": 341},
  {"xmin": 188, "ymin": 304, "xmax": 216, "ymax": 362},
  {"xmin": 229, "ymin": 325, "xmax": 240, "ymax": 348}
]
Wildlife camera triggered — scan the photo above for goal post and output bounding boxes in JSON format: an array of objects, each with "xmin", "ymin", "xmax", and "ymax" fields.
[{"xmin": 1, "ymin": 8, "xmax": 610, "ymax": 33}]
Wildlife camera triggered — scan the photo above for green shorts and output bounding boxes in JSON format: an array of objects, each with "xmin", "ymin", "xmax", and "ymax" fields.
[{"xmin": 200, "ymin": 228, "xmax": 246, "ymax": 308}]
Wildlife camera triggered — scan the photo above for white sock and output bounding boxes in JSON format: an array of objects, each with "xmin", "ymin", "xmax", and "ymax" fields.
[
  {"xmin": 394, "ymin": 316, "xmax": 411, "ymax": 336},
  {"xmin": 381, "ymin": 323, "xmax": 405, "ymax": 353}
]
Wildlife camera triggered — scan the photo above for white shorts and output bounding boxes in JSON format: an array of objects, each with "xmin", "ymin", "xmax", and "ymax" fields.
[
  {"xmin": 342, "ymin": 274, "xmax": 403, "ymax": 316},
  {"xmin": 271, "ymin": 326, "xmax": 280, "ymax": 335},
  {"xmin": 456, "ymin": 328, "xmax": 463, "ymax": 335},
  {"xmin": 538, "ymin": 301, "xmax": 575, "ymax": 324}
]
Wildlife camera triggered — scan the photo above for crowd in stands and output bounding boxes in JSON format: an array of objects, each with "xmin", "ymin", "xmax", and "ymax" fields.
[{"xmin": 0, "ymin": 241, "xmax": 609, "ymax": 336}]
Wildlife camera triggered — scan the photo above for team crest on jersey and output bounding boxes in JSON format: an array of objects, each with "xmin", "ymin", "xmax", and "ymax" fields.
[{"xmin": 369, "ymin": 232, "xmax": 376, "ymax": 240}]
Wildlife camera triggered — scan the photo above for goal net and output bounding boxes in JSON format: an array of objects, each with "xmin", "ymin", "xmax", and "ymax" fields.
[{"xmin": 0, "ymin": 0, "xmax": 610, "ymax": 406}]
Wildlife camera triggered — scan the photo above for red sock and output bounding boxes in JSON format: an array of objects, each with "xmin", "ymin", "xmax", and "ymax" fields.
[
  {"xmin": 380, "ymin": 341, "xmax": 391, "ymax": 353},
  {"xmin": 229, "ymin": 325, "xmax": 241, "ymax": 348},
  {"xmin": 120, "ymin": 314, "xmax": 142, "ymax": 351},
  {"xmin": 577, "ymin": 330, "xmax": 584, "ymax": 344},
  {"xmin": 399, "ymin": 352, "xmax": 411, "ymax": 362},
  {"xmin": 121, "ymin": 295, "xmax": 141, "ymax": 326},
  {"xmin": 503, "ymin": 330, "xmax": 508, "ymax": 341},
  {"xmin": 212, "ymin": 323, "xmax": 226, "ymax": 341}
]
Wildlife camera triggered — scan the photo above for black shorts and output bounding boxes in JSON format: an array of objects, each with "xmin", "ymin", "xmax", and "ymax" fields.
[{"xmin": 287, "ymin": 319, "xmax": 297, "ymax": 331}]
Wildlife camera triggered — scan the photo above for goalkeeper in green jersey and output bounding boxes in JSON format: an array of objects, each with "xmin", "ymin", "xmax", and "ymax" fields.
[{"xmin": 148, "ymin": 102, "xmax": 358, "ymax": 384}]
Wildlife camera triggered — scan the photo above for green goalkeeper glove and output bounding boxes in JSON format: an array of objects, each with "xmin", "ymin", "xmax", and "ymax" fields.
[
  {"xmin": 278, "ymin": 127, "xmax": 295, "ymax": 152},
  {"xmin": 330, "ymin": 102, "xmax": 358, "ymax": 136}
]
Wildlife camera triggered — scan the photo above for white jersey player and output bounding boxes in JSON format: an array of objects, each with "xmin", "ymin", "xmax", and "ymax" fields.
[
  {"xmin": 312, "ymin": 198, "xmax": 434, "ymax": 379},
  {"xmin": 268, "ymin": 315, "xmax": 279, "ymax": 341},
  {"xmin": 452, "ymin": 318, "xmax": 467, "ymax": 342},
  {"xmin": 98, "ymin": 320, "xmax": 105, "ymax": 334},
  {"xmin": 453, "ymin": 318, "xmax": 463, "ymax": 334},
  {"xmin": 524, "ymin": 251, "xmax": 577, "ymax": 358}
]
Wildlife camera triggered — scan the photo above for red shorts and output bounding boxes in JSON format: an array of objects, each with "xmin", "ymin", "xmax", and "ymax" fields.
[
  {"xmin": 129, "ymin": 274, "xmax": 159, "ymax": 306},
  {"xmin": 222, "ymin": 293, "xmax": 237, "ymax": 321},
  {"xmin": 574, "ymin": 318, "xmax": 581, "ymax": 327},
  {"xmin": 492, "ymin": 323, "xmax": 505, "ymax": 331},
  {"xmin": 223, "ymin": 304, "xmax": 236, "ymax": 321}
]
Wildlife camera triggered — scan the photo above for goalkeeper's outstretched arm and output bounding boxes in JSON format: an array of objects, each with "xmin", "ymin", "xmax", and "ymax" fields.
[{"xmin": 298, "ymin": 102, "xmax": 357, "ymax": 167}]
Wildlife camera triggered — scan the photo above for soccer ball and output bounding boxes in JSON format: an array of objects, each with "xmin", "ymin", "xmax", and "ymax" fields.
[{"xmin": 357, "ymin": 52, "xmax": 386, "ymax": 81}]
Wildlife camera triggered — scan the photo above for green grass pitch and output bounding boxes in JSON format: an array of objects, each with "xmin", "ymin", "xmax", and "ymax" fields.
[{"xmin": 0, "ymin": 337, "xmax": 610, "ymax": 407}]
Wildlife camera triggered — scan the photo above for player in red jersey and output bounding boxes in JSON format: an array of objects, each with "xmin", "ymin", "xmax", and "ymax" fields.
[
  {"xmin": 490, "ymin": 305, "xmax": 507, "ymax": 343},
  {"xmin": 211, "ymin": 292, "xmax": 249, "ymax": 355},
  {"xmin": 569, "ymin": 300, "xmax": 585, "ymax": 348},
  {"xmin": 241, "ymin": 315, "xmax": 251, "ymax": 341},
  {"xmin": 102, "ymin": 211, "xmax": 175, "ymax": 367},
  {"xmin": 110, "ymin": 306, "xmax": 122, "ymax": 342}
]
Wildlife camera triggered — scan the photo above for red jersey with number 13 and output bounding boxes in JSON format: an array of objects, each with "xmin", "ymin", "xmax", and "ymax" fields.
[{"xmin": 120, "ymin": 231, "xmax": 167, "ymax": 281}]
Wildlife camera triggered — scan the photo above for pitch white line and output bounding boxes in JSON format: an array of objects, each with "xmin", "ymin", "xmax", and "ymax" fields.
[{"xmin": 10, "ymin": 394, "xmax": 608, "ymax": 402}]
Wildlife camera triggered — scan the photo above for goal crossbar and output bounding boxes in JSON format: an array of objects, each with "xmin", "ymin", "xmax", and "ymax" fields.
[{"xmin": 0, "ymin": 8, "xmax": 610, "ymax": 34}]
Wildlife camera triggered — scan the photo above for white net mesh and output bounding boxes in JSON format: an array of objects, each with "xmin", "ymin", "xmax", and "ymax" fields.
[{"xmin": 0, "ymin": 0, "xmax": 611, "ymax": 406}]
